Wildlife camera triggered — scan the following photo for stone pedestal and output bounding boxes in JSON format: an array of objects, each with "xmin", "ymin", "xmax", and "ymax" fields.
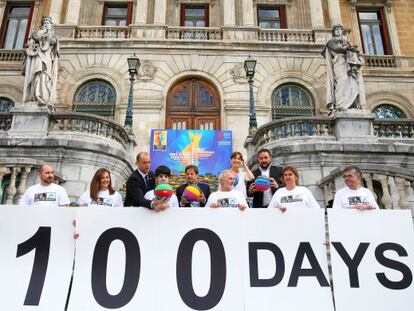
[
  {"xmin": 333, "ymin": 109, "xmax": 375, "ymax": 141},
  {"xmin": 8, "ymin": 106, "xmax": 51, "ymax": 137}
]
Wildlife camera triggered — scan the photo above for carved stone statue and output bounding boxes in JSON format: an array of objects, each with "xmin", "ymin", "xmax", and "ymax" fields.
[
  {"xmin": 22, "ymin": 16, "xmax": 59, "ymax": 106},
  {"xmin": 322, "ymin": 24, "xmax": 365, "ymax": 112}
]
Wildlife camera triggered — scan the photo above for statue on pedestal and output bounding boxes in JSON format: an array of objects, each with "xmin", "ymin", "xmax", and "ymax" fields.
[
  {"xmin": 22, "ymin": 16, "xmax": 59, "ymax": 107},
  {"xmin": 322, "ymin": 24, "xmax": 365, "ymax": 112}
]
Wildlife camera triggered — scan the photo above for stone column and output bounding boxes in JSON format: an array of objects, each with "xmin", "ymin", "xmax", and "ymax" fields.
[
  {"xmin": 394, "ymin": 177, "xmax": 410, "ymax": 209},
  {"xmin": 0, "ymin": 167, "xmax": 9, "ymax": 201},
  {"xmin": 327, "ymin": 0, "xmax": 342, "ymax": 26},
  {"xmin": 375, "ymin": 174, "xmax": 393, "ymax": 209},
  {"xmin": 363, "ymin": 173, "xmax": 377, "ymax": 200},
  {"xmin": 49, "ymin": 0, "xmax": 64, "ymax": 24},
  {"xmin": 153, "ymin": 0, "xmax": 167, "ymax": 25},
  {"xmin": 5, "ymin": 167, "xmax": 19, "ymax": 205},
  {"xmin": 223, "ymin": 0, "xmax": 236, "ymax": 26},
  {"xmin": 242, "ymin": 0, "xmax": 254, "ymax": 26},
  {"xmin": 308, "ymin": 0, "xmax": 325, "ymax": 29},
  {"xmin": 64, "ymin": 0, "xmax": 81, "ymax": 24},
  {"xmin": 135, "ymin": 0, "xmax": 149, "ymax": 24},
  {"xmin": 16, "ymin": 166, "xmax": 32, "ymax": 202}
]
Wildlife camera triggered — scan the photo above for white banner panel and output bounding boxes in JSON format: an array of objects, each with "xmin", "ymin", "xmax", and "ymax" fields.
[
  {"xmin": 328, "ymin": 209, "xmax": 414, "ymax": 311},
  {"xmin": 0, "ymin": 206, "xmax": 75, "ymax": 310},
  {"xmin": 68, "ymin": 207, "xmax": 158, "ymax": 311},
  {"xmin": 155, "ymin": 208, "xmax": 244, "ymax": 311},
  {"xmin": 242, "ymin": 209, "xmax": 335, "ymax": 311}
]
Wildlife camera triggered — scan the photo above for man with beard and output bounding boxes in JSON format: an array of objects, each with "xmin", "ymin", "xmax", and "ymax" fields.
[
  {"xmin": 246, "ymin": 148, "xmax": 283, "ymax": 208},
  {"xmin": 19, "ymin": 164, "xmax": 70, "ymax": 207}
]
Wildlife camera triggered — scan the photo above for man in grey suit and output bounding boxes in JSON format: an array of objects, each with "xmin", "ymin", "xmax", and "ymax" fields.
[{"xmin": 246, "ymin": 148, "xmax": 283, "ymax": 208}]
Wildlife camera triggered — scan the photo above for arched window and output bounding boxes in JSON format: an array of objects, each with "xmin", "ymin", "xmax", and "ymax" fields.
[
  {"xmin": 0, "ymin": 97, "xmax": 14, "ymax": 112},
  {"xmin": 271, "ymin": 84, "xmax": 314, "ymax": 119},
  {"xmin": 373, "ymin": 104, "xmax": 406, "ymax": 119},
  {"xmin": 73, "ymin": 79, "xmax": 116, "ymax": 117}
]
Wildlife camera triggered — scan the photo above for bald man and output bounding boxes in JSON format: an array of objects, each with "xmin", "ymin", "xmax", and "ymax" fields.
[{"xmin": 19, "ymin": 164, "xmax": 70, "ymax": 207}]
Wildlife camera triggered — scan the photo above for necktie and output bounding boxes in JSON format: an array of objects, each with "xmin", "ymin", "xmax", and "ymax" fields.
[{"xmin": 144, "ymin": 175, "xmax": 150, "ymax": 188}]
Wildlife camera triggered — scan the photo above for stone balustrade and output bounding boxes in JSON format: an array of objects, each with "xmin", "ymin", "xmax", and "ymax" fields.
[
  {"xmin": 258, "ymin": 29, "xmax": 315, "ymax": 43},
  {"xmin": 251, "ymin": 116, "xmax": 335, "ymax": 149},
  {"xmin": 0, "ymin": 49, "xmax": 25, "ymax": 62},
  {"xmin": 165, "ymin": 27, "xmax": 222, "ymax": 40},
  {"xmin": 49, "ymin": 112, "xmax": 131, "ymax": 149},
  {"xmin": 0, "ymin": 113, "xmax": 12, "ymax": 131},
  {"xmin": 373, "ymin": 119, "xmax": 414, "ymax": 140},
  {"xmin": 364, "ymin": 55, "xmax": 397, "ymax": 68},
  {"xmin": 75, "ymin": 26, "xmax": 131, "ymax": 39},
  {"xmin": 0, "ymin": 165, "xmax": 34, "ymax": 205}
]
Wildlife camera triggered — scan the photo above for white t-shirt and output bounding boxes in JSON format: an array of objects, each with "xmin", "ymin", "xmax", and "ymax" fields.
[
  {"xmin": 19, "ymin": 183, "xmax": 70, "ymax": 207},
  {"xmin": 268, "ymin": 186, "xmax": 320, "ymax": 209},
  {"xmin": 144, "ymin": 190, "xmax": 179, "ymax": 208},
  {"xmin": 233, "ymin": 171, "xmax": 252, "ymax": 198},
  {"xmin": 79, "ymin": 190, "xmax": 124, "ymax": 208},
  {"xmin": 205, "ymin": 190, "xmax": 248, "ymax": 208},
  {"xmin": 333, "ymin": 186, "xmax": 379, "ymax": 209}
]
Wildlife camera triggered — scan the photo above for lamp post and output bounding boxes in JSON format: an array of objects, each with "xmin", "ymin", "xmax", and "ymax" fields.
[
  {"xmin": 244, "ymin": 55, "xmax": 257, "ymax": 136},
  {"xmin": 124, "ymin": 55, "xmax": 140, "ymax": 133}
]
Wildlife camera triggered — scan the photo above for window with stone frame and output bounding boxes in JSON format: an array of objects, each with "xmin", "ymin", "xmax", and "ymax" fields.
[
  {"xmin": 271, "ymin": 84, "xmax": 314, "ymax": 119},
  {"xmin": 180, "ymin": 3, "xmax": 209, "ymax": 27},
  {"xmin": 373, "ymin": 104, "xmax": 407, "ymax": 119},
  {"xmin": 357, "ymin": 7, "xmax": 391, "ymax": 55},
  {"xmin": 0, "ymin": 97, "xmax": 14, "ymax": 112},
  {"xmin": 257, "ymin": 5, "xmax": 286, "ymax": 29},
  {"xmin": 102, "ymin": 2, "xmax": 132, "ymax": 26},
  {"xmin": 0, "ymin": 2, "xmax": 34, "ymax": 49},
  {"xmin": 73, "ymin": 79, "xmax": 117, "ymax": 118}
]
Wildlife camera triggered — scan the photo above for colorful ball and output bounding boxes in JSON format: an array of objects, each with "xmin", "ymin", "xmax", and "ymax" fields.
[
  {"xmin": 154, "ymin": 183, "xmax": 174, "ymax": 201},
  {"xmin": 255, "ymin": 175, "xmax": 271, "ymax": 191},
  {"xmin": 183, "ymin": 185, "xmax": 202, "ymax": 201},
  {"xmin": 232, "ymin": 172, "xmax": 239, "ymax": 187}
]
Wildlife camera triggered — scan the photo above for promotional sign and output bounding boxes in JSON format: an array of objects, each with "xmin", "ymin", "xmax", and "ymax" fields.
[
  {"xmin": 150, "ymin": 129, "xmax": 232, "ymax": 176},
  {"xmin": 241, "ymin": 209, "xmax": 335, "ymax": 311},
  {"xmin": 0, "ymin": 206, "xmax": 75, "ymax": 310},
  {"xmin": 328, "ymin": 209, "xmax": 414, "ymax": 311}
]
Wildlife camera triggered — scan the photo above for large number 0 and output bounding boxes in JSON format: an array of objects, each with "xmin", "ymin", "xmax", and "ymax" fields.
[
  {"xmin": 16, "ymin": 226, "xmax": 51, "ymax": 306},
  {"xmin": 91, "ymin": 227, "xmax": 141, "ymax": 309}
]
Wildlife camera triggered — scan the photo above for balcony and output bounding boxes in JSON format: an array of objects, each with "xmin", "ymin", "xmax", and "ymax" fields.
[
  {"xmin": 165, "ymin": 27, "xmax": 223, "ymax": 40},
  {"xmin": 0, "ymin": 49, "xmax": 25, "ymax": 62},
  {"xmin": 75, "ymin": 26, "xmax": 131, "ymax": 39},
  {"xmin": 258, "ymin": 29, "xmax": 315, "ymax": 43},
  {"xmin": 373, "ymin": 119, "xmax": 414, "ymax": 139},
  {"xmin": 364, "ymin": 55, "xmax": 397, "ymax": 68}
]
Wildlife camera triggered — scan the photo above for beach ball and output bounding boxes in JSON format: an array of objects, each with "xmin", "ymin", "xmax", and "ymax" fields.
[
  {"xmin": 154, "ymin": 183, "xmax": 174, "ymax": 201},
  {"xmin": 232, "ymin": 173, "xmax": 239, "ymax": 187},
  {"xmin": 255, "ymin": 175, "xmax": 270, "ymax": 191},
  {"xmin": 183, "ymin": 185, "xmax": 202, "ymax": 201}
]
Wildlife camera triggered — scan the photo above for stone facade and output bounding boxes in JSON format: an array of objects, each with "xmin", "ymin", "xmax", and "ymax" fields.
[{"xmin": 0, "ymin": 0, "xmax": 413, "ymax": 209}]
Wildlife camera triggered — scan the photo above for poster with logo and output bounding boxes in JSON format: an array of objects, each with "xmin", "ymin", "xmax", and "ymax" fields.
[{"xmin": 150, "ymin": 130, "xmax": 233, "ymax": 176}]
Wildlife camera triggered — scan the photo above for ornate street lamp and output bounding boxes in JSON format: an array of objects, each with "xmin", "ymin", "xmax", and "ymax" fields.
[
  {"xmin": 244, "ymin": 55, "xmax": 257, "ymax": 136},
  {"xmin": 124, "ymin": 55, "xmax": 140, "ymax": 133}
]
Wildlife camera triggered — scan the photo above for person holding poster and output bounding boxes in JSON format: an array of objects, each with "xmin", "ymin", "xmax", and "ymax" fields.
[
  {"xmin": 333, "ymin": 165, "xmax": 379, "ymax": 210},
  {"xmin": 79, "ymin": 168, "xmax": 123, "ymax": 208},
  {"xmin": 176, "ymin": 165, "xmax": 210, "ymax": 207},
  {"xmin": 247, "ymin": 148, "xmax": 283, "ymax": 208},
  {"xmin": 230, "ymin": 151, "xmax": 254, "ymax": 198},
  {"xmin": 205, "ymin": 170, "xmax": 248, "ymax": 210},
  {"xmin": 268, "ymin": 165, "xmax": 320, "ymax": 211},
  {"xmin": 144, "ymin": 165, "xmax": 179, "ymax": 208},
  {"xmin": 19, "ymin": 164, "xmax": 70, "ymax": 207},
  {"xmin": 124, "ymin": 152, "xmax": 168, "ymax": 211}
]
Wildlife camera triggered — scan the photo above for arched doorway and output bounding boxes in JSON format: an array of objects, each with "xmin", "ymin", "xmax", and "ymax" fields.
[{"xmin": 166, "ymin": 77, "xmax": 221, "ymax": 130}]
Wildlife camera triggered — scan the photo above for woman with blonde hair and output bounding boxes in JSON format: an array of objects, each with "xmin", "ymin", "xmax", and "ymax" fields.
[
  {"xmin": 268, "ymin": 165, "xmax": 319, "ymax": 211},
  {"xmin": 79, "ymin": 168, "xmax": 123, "ymax": 207}
]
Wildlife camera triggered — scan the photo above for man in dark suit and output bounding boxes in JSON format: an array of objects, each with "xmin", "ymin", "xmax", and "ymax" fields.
[
  {"xmin": 176, "ymin": 165, "xmax": 211, "ymax": 207},
  {"xmin": 246, "ymin": 148, "xmax": 283, "ymax": 208},
  {"xmin": 124, "ymin": 152, "xmax": 168, "ymax": 211}
]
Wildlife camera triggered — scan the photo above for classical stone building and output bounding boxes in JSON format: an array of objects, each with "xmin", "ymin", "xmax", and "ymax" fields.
[{"xmin": 0, "ymin": 0, "xmax": 413, "ymax": 210}]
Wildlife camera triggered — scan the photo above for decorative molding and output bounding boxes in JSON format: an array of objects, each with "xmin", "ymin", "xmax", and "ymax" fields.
[
  {"xmin": 137, "ymin": 60, "xmax": 156, "ymax": 80},
  {"xmin": 230, "ymin": 63, "xmax": 247, "ymax": 83},
  {"xmin": 254, "ymin": 0, "xmax": 293, "ymax": 6},
  {"xmin": 175, "ymin": 0, "xmax": 218, "ymax": 8}
]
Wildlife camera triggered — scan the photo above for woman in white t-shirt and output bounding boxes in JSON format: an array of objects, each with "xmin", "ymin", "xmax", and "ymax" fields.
[
  {"xmin": 229, "ymin": 151, "xmax": 254, "ymax": 198},
  {"xmin": 79, "ymin": 168, "xmax": 123, "ymax": 208},
  {"xmin": 268, "ymin": 165, "xmax": 320, "ymax": 211}
]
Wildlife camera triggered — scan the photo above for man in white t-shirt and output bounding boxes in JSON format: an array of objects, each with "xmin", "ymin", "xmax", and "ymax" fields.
[
  {"xmin": 333, "ymin": 165, "xmax": 379, "ymax": 210},
  {"xmin": 19, "ymin": 164, "xmax": 70, "ymax": 207},
  {"xmin": 205, "ymin": 170, "xmax": 248, "ymax": 210}
]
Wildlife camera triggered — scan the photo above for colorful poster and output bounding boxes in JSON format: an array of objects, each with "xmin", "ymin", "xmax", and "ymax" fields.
[{"xmin": 150, "ymin": 130, "xmax": 232, "ymax": 176}]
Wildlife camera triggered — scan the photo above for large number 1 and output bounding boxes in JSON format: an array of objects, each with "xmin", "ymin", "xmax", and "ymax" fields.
[{"xmin": 16, "ymin": 226, "xmax": 51, "ymax": 306}]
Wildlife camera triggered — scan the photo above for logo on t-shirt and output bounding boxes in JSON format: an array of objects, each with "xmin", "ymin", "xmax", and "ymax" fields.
[
  {"xmin": 91, "ymin": 197, "xmax": 113, "ymax": 207},
  {"xmin": 347, "ymin": 196, "xmax": 368, "ymax": 206},
  {"xmin": 281, "ymin": 194, "xmax": 303, "ymax": 204},
  {"xmin": 217, "ymin": 197, "xmax": 238, "ymax": 208},
  {"xmin": 34, "ymin": 192, "xmax": 56, "ymax": 202}
]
